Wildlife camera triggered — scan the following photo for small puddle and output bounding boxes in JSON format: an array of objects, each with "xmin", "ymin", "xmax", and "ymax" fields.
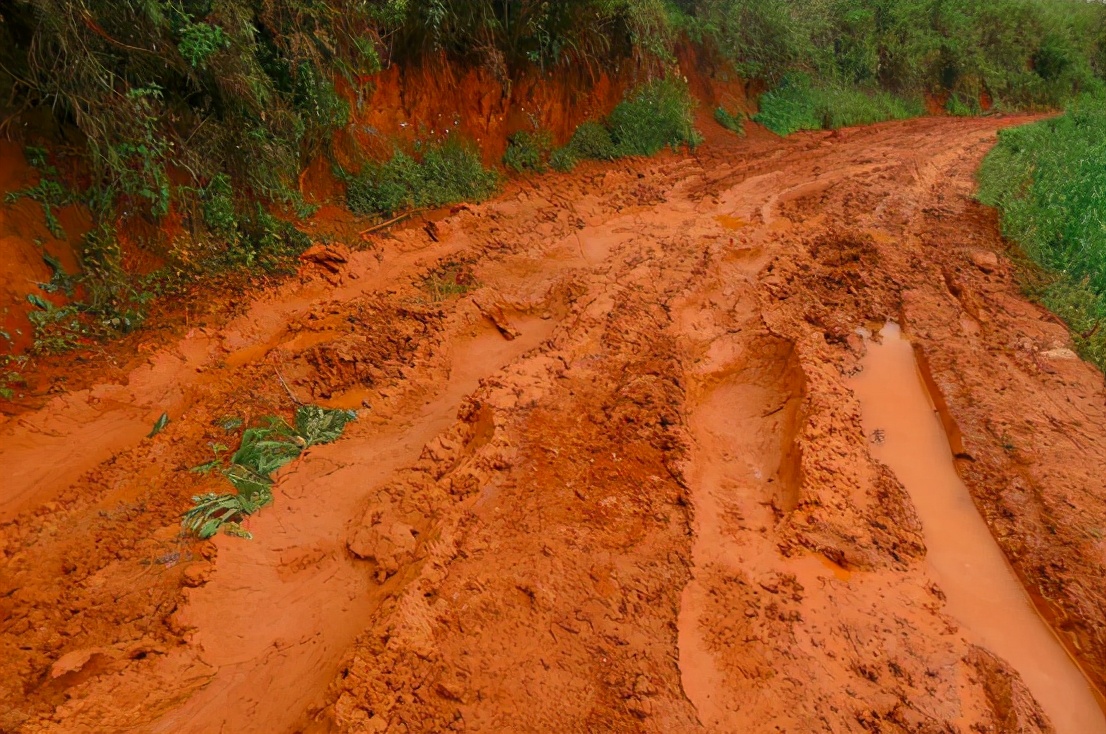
[
  {"xmin": 714, "ymin": 214, "xmax": 748, "ymax": 230},
  {"xmin": 851, "ymin": 322, "xmax": 1106, "ymax": 734}
]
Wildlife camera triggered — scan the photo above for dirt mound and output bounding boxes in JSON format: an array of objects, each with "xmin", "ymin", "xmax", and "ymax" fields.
[{"xmin": 2, "ymin": 115, "xmax": 1105, "ymax": 733}]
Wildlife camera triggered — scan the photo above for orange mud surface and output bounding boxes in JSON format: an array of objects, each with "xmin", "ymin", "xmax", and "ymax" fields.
[{"xmin": 3, "ymin": 115, "xmax": 1106, "ymax": 733}]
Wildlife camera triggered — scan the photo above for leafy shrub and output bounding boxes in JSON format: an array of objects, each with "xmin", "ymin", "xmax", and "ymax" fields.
[
  {"xmin": 346, "ymin": 138, "xmax": 500, "ymax": 218},
  {"xmin": 4, "ymin": 147, "xmax": 73, "ymax": 239},
  {"xmin": 607, "ymin": 78, "xmax": 702, "ymax": 156},
  {"xmin": 945, "ymin": 93, "xmax": 982, "ymax": 117},
  {"xmin": 549, "ymin": 146, "xmax": 580, "ymax": 172},
  {"xmin": 978, "ymin": 96, "xmax": 1106, "ymax": 369},
  {"xmin": 24, "ymin": 294, "xmax": 88, "ymax": 355},
  {"xmin": 504, "ymin": 129, "xmax": 554, "ymax": 172},
  {"xmin": 754, "ymin": 74, "xmax": 923, "ymax": 135},
  {"xmin": 177, "ymin": 21, "xmax": 228, "ymax": 68},
  {"xmin": 566, "ymin": 121, "xmax": 619, "ymax": 161}
]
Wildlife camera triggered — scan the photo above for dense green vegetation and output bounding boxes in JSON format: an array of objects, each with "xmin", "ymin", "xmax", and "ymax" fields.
[
  {"xmin": 0, "ymin": 0, "xmax": 1104, "ymax": 353},
  {"xmin": 697, "ymin": 0, "xmax": 1105, "ymax": 109},
  {"xmin": 753, "ymin": 73, "xmax": 923, "ymax": 134},
  {"xmin": 505, "ymin": 79, "xmax": 701, "ymax": 173},
  {"xmin": 344, "ymin": 138, "xmax": 499, "ymax": 217},
  {"xmin": 978, "ymin": 98, "xmax": 1106, "ymax": 369}
]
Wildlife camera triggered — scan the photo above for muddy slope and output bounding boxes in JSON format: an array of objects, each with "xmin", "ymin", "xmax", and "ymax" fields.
[{"xmin": 1, "ymin": 115, "xmax": 1104, "ymax": 733}]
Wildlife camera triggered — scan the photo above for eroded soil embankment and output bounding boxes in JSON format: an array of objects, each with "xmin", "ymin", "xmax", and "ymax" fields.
[{"xmin": 2, "ymin": 115, "xmax": 1106, "ymax": 732}]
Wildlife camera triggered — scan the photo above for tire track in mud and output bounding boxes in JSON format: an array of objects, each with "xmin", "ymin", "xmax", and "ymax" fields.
[{"xmin": 4, "ymin": 115, "xmax": 1106, "ymax": 732}]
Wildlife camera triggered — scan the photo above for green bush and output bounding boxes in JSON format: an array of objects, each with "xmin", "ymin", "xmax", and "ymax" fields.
[
  {"xmin": 527, "ymin": 80, "xmax": 700, "ymax": 175},
  {"xmin": 754, "ymin": 74, "xmax": 923, "ymax": 135},
  {"xmin": 607, "ymin": 78, "xmax": 703, "ymax": 156},
  {"xmin": 504, "ymin": 129, "xmax": 554, "ymax": 172},
  {"xmin": 566, "ymin": 121, "xmax": 619, "ymax": 161},
  {"xmin": 978, "ymin": 97, "xmax": 1106, "ymax": 369},
  {"xmin": 549, "ymin": 147, "xmax": 580, "ymax": 173},
  {"xmin": 945, "ymin": 92, "xmax": 982, "ymax": 117},
  {"xmin": 346, "ymin": 138, "xmax": 499, "ymax": 218}
]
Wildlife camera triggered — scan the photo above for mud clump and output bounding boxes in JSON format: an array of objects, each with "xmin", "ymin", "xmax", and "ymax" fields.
[{"xmin": 293, "ymin": 299, "xmax": 445, "ymax": 401}]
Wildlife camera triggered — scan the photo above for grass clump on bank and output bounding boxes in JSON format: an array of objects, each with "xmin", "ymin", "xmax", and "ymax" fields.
[
  {"xmin": 714, "ymin": 106, "xmax": 746, "ymax": 135},
  {"xmin": 607, "ymin": 79, "xmax": 703, "ymax": 156},
  {"xmin": 977, "ymin": 98, "xmax": 1106, "ymax": 368},
  {"xmin": 345, "ymin": 138, "xmax": 499, "ymax": 218},
  {"xmin": 504, "ymin": 130, "xmax": 555, "ymax": 173},
  {"xmin": 183, "ymin": 405, "xmax": 357, "ymax": 540},
  {"xmin": 753, "ymin": 74, "xmax": 923, "ymax": 135},
  {"xmin": 516, "ymin": 79, "xmax": 700, "ymax": 174}
]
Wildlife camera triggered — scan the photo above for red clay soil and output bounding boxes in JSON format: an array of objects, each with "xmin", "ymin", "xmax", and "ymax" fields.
[
  {"xmin": 2, "ymin": 114, "xmax": 1106, "ymax": 733},
  {"xmin": 0, "ymin": 140, "xmax": 89, "ymax": 356}
]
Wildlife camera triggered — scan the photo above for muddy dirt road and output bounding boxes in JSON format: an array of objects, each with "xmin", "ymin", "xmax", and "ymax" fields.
[{"xmin": 3, "ymin": 115, "xmax": 1106, "ymax": 733}]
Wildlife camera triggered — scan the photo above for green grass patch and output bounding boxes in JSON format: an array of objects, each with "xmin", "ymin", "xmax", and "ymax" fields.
[
  {"xmin": 182, "ymin": 405, "xmax": 357, "ymax": 539},
  {"xmin": 504, "ymin": 129, "xmax": 554, "ymax": 173},
  {"xmin": 345, "ymin": 137, "xmax": 499, "ymax": 219},
  {"xmin": 513, "ymin": 79, "xmax": 700, "ymax": 175},
  {"xmin": 607, "ymin": 78, "xmax": 703, "ymax": 156},
  {"xmin": 978, "ymin": 97, "xmax": 1106, "ymax": 369},
  {"xmin": 714, "ymin": 106, "xmax": 747, "ymax": 135},
  {"xmin": 754, "ymin": 74, "xmax": 924, "ymax": 136},
  {"xmin": 547, "ymin": 121, "xmax": 619, "ymax": 173},
  {"xmin": 565, "ymin": 121, "xmax": 619, "ymax": 161}
]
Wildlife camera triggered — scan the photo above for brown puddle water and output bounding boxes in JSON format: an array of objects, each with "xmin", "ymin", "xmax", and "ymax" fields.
[{"xmin": 852, "ymin": 322, "xmax": 1106, "ymax": 734}]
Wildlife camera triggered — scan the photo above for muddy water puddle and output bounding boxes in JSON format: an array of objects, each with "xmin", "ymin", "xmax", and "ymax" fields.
[{"xmin": 852, "ymin": 322, "xmax": 1105, "ymax": 734}]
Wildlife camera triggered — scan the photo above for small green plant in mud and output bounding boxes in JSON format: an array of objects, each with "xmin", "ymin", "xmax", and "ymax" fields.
[
  {"xmin": 25, "ymin": 294, "xmax": 89, "ymax": 355},
  {"xmin": 714, "ymin": 106, "xmax": 746, "ymax": 135},
  {"xmin": 566, "ymin": 121, "xmax": 619, "ymax": 162},
  {"xmin": 0, "ymin": 356, "xmax": 27, "ymax": 400},
  {"xmin": 547, "ymin": 121, "xmax": 619, "ymax": 173},
  {"xmin": 182, "ymin": 405, "xmax": 357, "ymax": 539},
  {"xmin": 549, "ymin": 146, "xmax": 580, "ymax": 173}
]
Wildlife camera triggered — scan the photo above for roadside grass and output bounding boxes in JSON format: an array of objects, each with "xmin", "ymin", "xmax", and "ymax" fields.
[
  {"xmin": 521, "ymin": 78, "xmax": 701, "ymax": 174},
  {"xmin": 714, "ymin": 106, "xmax": 747, "ymax": 135},
  {"xmin": 753, "ymin": 74, "xmax": 924, "ymax": 135},
  {"xmin": 345, "ymin": 137, "xmax": 500, "ymax": 219},
  {"xmin": 607, "ymin": 79, "xmax": 703, "ymax": 156},
  {"xmin": 977, "ymin": 97, "xmax": 1106, "ymax": 370},
  {"xmin": 3, "ymin": 0, "xmax": 1101, "ymax": 305},
  {"xmin": 182, "ymin": 405, "xmax": 357, "ymax": 539},
  {"xmin": 504, "ymin": 129, "xmax": 555, "ymax": 173}
]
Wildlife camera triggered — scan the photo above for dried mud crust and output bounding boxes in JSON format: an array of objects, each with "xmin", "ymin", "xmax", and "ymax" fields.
[{"xmin": 0, "ymin": 115, "xmax": 1102, "ymax": 733}]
